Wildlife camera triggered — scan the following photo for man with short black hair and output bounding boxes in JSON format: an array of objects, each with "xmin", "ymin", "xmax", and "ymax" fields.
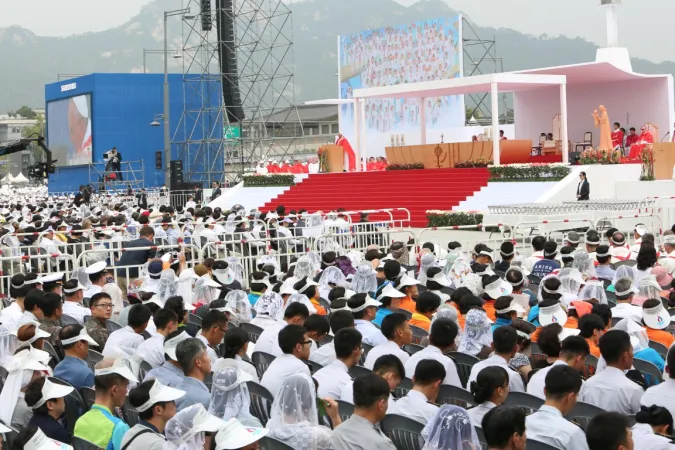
[
  {"xmin": 349, "ymin": 293, "xmax": 386, "ymax": 346},
  {"xmin": 528, "ymin": 335, "xmax": 590, "ymax": 400},
  {"xmin": 103, "ymin": 303, "xmax": 152, "ymax": 356},
  {"xmin": 116, "ymin": 226, "xmax": 156, "ymax": 296},
  {"xmin": 331, "ymin": 374, "xmax": 397, "ymax": 450},
  {"xmin": 580, "ymin": 329, "xmax": 644, "ymax": 414},
  {"xmin": 137, "ymin": 309, "xmax": 178, "ymax": 368},
  {"xmin": 304, "ymin": 313, "xmax": 330, "ymax": 349},
  {"xmin": 388, "ymin": 359, "xmax": 444, "ymax": 424},
  {"xmin": 39, "ymin": 292, "xmax": 63, "ymax": 347},
  {"xmin": 585, "ymin": 230, "xmax": 601, "ymax": 259},
  {"xmin": 404, "ymin": 318, "xmax": 461, "ymax": 387},
  {"xmin": 175, "ymin": 338, "xmax": 212, "ymax": 411},
  {"xmin": 495, "ymin": 241, "xmax": 516, "ymax": 272},
  {"xmin": 255, "ymin": 302, "xmax": 309, "ymax": 357},
  {"xmin": 310, "ymin": 310, "xmax": 354, "ymax": 367},
  {"xmin": 586, "ymin": 413, "xmax": 634, "ymax": 450},
  {"xmin": 526, "ymin": 365, "xmax": 587, "ymax": 449},
  {"xmin": 197, "ymin": 310, "xmax": 228, "ymax": 364},
  {"xmin": 409, "ymin": 292, "xmax": 440, "ymax": 331},
  {"xmin": 260, "ymin": 324, "xmax": 312, "ymax": 396},
  {"xmin": 363, "ymin": 313, "xmax": 412, "ymax": 369},
  {"xmin": 314, "ymin": 328, "xmax": 363, "ymax": 399},
  {"xmin": 531, "ymin": 241, "xmax": 560, "ymax": 278},
  {"xmin": 54, "ymin": 324, "xmax": 97, "ymax": 389},
  {"xmin": 468, "ymin": 326, "xmax": 525, "ymax": 392},
  {"xmin": 524, "ymin": 236, "xmax": 547, "ymax": 272},
  {"xmin": 578, "ymin": 313, "xmax": 606, "ymax": 358},
  {"xmin": 86, "ymin": 292, "xmax": 113, "ymax": 350},
  {"xmin": 595, "ymin": 245, "xmax": 616, "ymax": 280},
  {"xmin": 339, "ymin": 354, "xmax": 404, "ymax": 405},
  {"xmin": 122, "ymin": 379, "xmax": 185, "ymax": 450},
  {"xmin": 481, "ymin": 406, "xmax": 527, "ymax": 450}
]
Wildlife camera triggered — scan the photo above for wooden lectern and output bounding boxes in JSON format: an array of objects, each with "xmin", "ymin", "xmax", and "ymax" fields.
[
  {"xmin": 652, "ymin": 143, "xmax": 675, "ymax": 180},
  {"xmin": 324, "ymin": 144, "xmax": 344, "ymax": 173}
]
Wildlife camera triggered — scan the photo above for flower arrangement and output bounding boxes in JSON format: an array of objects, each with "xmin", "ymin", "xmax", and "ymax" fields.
[
  {"xmin": 385, "ymin": 163, "xmax": 424, "ymax": 171},
  {"xmin": 640, "ymin": 145, "xmax": 655, "ymax": 181},
  {"xmin": 243, "ymin": 175, "xmax": 295, "ymax": 187},
  {"xmin": 579, "ymin": 148, "xmax": 622, "ymax": 165},
  {"xmin": 454, "ymin": 159, "xmax": 493, "ymax": 168},
  {"xmin": 487, "ymin": 163, "xmax": 571, "ymax": 181},
  {"xmin": 317, "ymin": 146, "xmax": 329, "ymax": 172},
  {"xmin": 427, "ymin": 210, "xmax": 483, "ymax": 228}
]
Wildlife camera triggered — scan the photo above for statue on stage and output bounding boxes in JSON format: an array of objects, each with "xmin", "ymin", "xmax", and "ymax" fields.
[{"xmin": 592, "ymin": 105, "xmax": 613, "ymax": 151}]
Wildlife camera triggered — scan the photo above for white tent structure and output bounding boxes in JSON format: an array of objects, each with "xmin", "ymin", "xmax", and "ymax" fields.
[
  {"xmin": 11, "ymin": 173, "xmax": 29, "ymax": 184},
  {"xmin": 1, "ymin": 173, "xmax": 14, "ymax": 184}
]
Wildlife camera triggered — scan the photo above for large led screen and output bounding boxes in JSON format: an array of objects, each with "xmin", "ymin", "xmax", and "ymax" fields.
[{"xmin": 47, "ymin": 94, "xmax": 93, "ymax": 166}]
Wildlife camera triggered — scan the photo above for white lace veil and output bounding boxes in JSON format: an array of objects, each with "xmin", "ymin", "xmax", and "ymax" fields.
[
  {"xmin": 418, "ymin": 253, "xmax": 438, "ymax": 284},
  {"xmin": 457, "ymin": 309, "xmax": 492, "ymax": 357},
  {"xmin": 579, "ymin": 282, "xmax": 608, "ymax": 305},
  {"xmin": 193, "ymin": 276, "xmax": 219, "ymax": 305},
  {"xmin": 208, "ymin": 367, "xmax": 261, "ymax": 427},
  {"xmin": 613, "ymin": 265, "xmax": 637, "ymax": 286},
  {"xmin": 266, "ymin": 373, "xmax": 323, "ymax": 450},
  {"xmin": 164, "ymin": 404, "xmax": 219, "ymax": 450},
  {"xmin": 614, "ymin": 318, "xmax": 650, "ymax": 352},
  {"xmin": 458, "ymin": 273, "xmax": 483, "ymax": 297},
  {"xmin": 351, "ymin": 264, "xmax": 378, "ymax": 294},
  {"xmin": 225, "ymin": 257, "xmax": 244, "ymax": 284},
  {"xmin": 285, "ymin": 293, "xmax": 317, "ymax": 315},
  {"xmin": 319, "ymin": 267, "xmax": 346, "ymax": 288},
  {"xmin": 447, "ymin": 255, "xmax": 472, "ymax": 288},
  {"xmin": 70, "ymin": 268, "xmax": 91, "ymax": 288},
  {"xmin": 254, "ymin": 292, "xmax": 285, "ymax": 321},
  {"xmin": 158, "ymin": 269, "xmax": 179, "ymax": 303},
  {"xmin": 294, "ymin": 257, "xmax": 314, "ymax": 281},
  {"xmin": 422, "ymin": 405, "xmax": 481, "ymax": 450},
  {"xmin": 573, "ymin": 251, "xmax": 596, "ymax": 278},
  {"xmin": 307, "ymin": 252, "xmax": 322, "ymax": 273},
  {"xmin": 224, "ymin": 290, "xmax": 252, "ymax": 326},
  {"xmin": 637, "ymin": 275, "xmax": 662, "ymax": 301}
]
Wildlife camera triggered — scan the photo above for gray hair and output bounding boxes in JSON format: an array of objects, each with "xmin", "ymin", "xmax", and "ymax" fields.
[
  {"xmin": 614, "ymin": 277, "xmax": 634, "ymax": 300},
  {"xmin": 176, "ymin": 338, "xmax": 206, "ymax": 374}
]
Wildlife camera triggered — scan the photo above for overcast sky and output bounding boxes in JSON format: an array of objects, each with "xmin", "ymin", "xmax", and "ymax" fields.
[{"xmin": 0, "ymin": 0, "xmax": 670, "ymax": 63}]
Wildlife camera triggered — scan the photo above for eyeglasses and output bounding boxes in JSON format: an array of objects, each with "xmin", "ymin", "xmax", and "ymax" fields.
[
  {"xmin": 300, "ymin": 340, "xmax": 312, "ymax": 346},
  {"xmin": 94, "ymin": 303, "xmax": 114, "ymax": 309}
]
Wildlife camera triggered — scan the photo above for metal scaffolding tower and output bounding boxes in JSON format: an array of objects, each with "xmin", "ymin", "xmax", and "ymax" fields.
[
  {"xmin": 176, "ymin": 0, "xmax": 301, "ymax": 185},
  {"xmin": 461, "ymin": 18, "xmax": 510, "ymax": 125}
]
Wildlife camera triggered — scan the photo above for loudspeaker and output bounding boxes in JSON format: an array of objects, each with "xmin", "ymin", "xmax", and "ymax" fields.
[
  {"xmin": 155, "ymin": 151, "xmax": 162, "ymax": 170},
  {"xmin": 170, "ymin": 160, "xmax": 184, "ymax": 190},
  {"xmin": 201, "ymin": 0, "xmax": 212, "ymax": 32},
  {"xmin": 216, "ymin": 0, "xmax": 245, "ymax": 124}
]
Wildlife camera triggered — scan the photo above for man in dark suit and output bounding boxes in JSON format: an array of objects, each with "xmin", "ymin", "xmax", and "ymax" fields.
[
  {"xmin": 116, "ymin": 226, "xmax": 156, "ymax": 296},
  {"xmin": 74, "ymin": 185, "xmax": 85, "ymax": 207},
  {"xmin": 211, "ymin": 181, "xmax": 222, "ymax": 201},
  {"xmin": 577, "ymin": 171, "xmax": 590, "ymax": 201}
]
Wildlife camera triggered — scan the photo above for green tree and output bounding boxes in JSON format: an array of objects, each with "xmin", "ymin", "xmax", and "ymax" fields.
[{"xmin": 14, "ymin": 106, "xmax": 37, "ymax": 119}]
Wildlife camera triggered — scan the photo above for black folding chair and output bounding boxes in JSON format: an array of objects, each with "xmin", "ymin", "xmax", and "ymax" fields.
[
  {"xmin": 87, "ymin": 349, "xmax": 104, "ymax": 371},
  {"xmin": 380, "ymin": 414, "xmax": 425, "ymax": 450},
  {"xmin": 247, "ymin": 381, "xmax": 274, "ymax": 426},
  {"xmin": 648, "ymin": 340, "xmax": 668, "ymax": 359},
  {"xmin": 42, "ymin": 340, "xmax": 61, "ymax": 364},
  {"xmin": 475, "ymin": 426, "xmax": 489, "ymax": 450},
  {"xmin": 513, "ymin": 319, "xmax": 536, "ymax": 334},
  {"xmin": 306, "ymin": 360, "xmax": 323, "ymax": 374},
  {"xmin": 72, "ymin": 436, "xmax": 103, "ymax": 450},
  {"xmin": 80, "ymin": 386, "xmax": 96, "ymax": 410},
  {"xmin": 61, "ymin": 314, "xmax": 81, "ymax": 326},
  {"xmin": 106, "ymin": 320, "xmax": 122, "ymax": 333},
  {"xmin": 448, "ymin": 352, "xmax": 480, "ymax": 388},
  {"xmin": 566, "ymin": 401, "xmax": 606, "ymax": 430},
  {"xmin": 583, "ymin": 354, "xmax": 598, "ymax": 379},
  {"xmin": 437, "ymin": 384, "xmax": 478, "ymax": 409},
  {"xmin": 348, "ymin": 365, "xmax": 372, "ymax": 380},
  {"xmin": 49, "ymin": 377, "xmax": 85, "ymax": 434},
  {"xmin": 396, "ymin": 308, "xmax": 413, "ymax": 320},
  {"xmin": 258, "ymin": 436, "xmax": 294, "ymax": 450},
  {"xmin": 251, "ymin": 351, "xmax": 276, "ymax": 379},
  {"xmin": 403, "ymin": 344, "xmax": 424, "ymax": 355},
  {"xmin": 409, "ymin": 325, "xmax": 429, "ymax": 345},
  {"xmin": 633, "ymin": 358, "xmax": 664, "ymax": 386},
  {"xmin": 393, "ymin": 377, "xmax": 413, "ymax": 399},
  {"xmin": 139, "ymin": 360, "xmax": 153, "ymax": 381},
  {"xmin": 241, "ymin": 322, "xmax": 264, "ymax": 343},
  {"xmin": 526, "ymin": 439, "xmax": 559, "ymax": 449},
  {"xmin": 503, "ymin": 391, "xmax": 545, "ymax": 415},
  {"xmin": 337, "ymin": 400, "xmax": 354, "ymax": 421},
  {"xmin": 359, "ymin": 343, "xmax": 373, "ymax": 366},
  {"xmin": 122, "ymin": 399, "xmax": 140, "ymax": 427}
]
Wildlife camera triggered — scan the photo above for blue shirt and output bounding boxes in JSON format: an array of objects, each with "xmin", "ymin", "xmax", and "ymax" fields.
[
  {"xmin": 175, "ymin": 376, "xmax": 210, "ymax": 411},
  {"xmin": 373, "ymin": 308, "xmax": 394, "ymax": 327},
  {"xmin": 144, "ymin": 361, "xmax": 185, "ymax": 388},
  {"xmin": 531, "ymin": 260, "xmax": 560, "ymax": 279},
  {"xmin": 596, "ymin": 265, "xmax": 616, "ymax": 281},
  {"xmin": 528, "ymin": 305, "xmax": 541, "ymax": 327},
  {"xmin": 491, "ymin": 317, "xmax": 512, "ymax": 332},
  {"xmin": 636, "ymin": 348, "xmax": 665, "ymax": 373},
  {"xmin": 54, "ymin": 356, "xmax": 94, "ymax": 390},
  {"xmin": 248, "ymin": 292, "xmax": 262, "ymax": 307}
]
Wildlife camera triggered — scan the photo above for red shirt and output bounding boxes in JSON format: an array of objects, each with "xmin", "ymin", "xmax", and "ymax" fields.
[
  {"xmin": 611, "ymin": 130, "xmax": 624, "ymax": 148},
  {"xmin": 626, "ymin": 133, "xmax": 640, "ymax": 147}
]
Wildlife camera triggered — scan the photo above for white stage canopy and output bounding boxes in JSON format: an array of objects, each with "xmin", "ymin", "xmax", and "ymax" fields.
[{"xmin": 352, "ymin": 72, "xmax": 568, "ymax": 168}]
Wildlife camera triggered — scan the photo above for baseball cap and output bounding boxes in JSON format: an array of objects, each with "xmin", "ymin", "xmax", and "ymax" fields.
[
  {"xmin": 60, "ymin": 328, "xmax": 99, "ymax": 346},
  {"xmin": 164, "ymin": 331, "xmax": 191, "ymax": 361},
  {"xmin": 148, "ymin": 260, "xmax": 164, "ymax": 277},
  {"xmin": 643, "ymin": 303, "xmax": 673, "ymax": 330},
  {"xmin": 94, "ymin": 357, "xmax": 139, "ymax": 383},
  {"xmin": 215, "ymin": 419, "xmax": 268, "ymax": 450},
  {"xmin": 135, "ymin": 379, "xmax": 186, "ymax": 412},
  {"xmin": 538, "ymin": 303, "xmax": 568, "ymax": 326},
  {"xmin": 31, "ymin": 378, "xmax": 74, "ymax": 408}
]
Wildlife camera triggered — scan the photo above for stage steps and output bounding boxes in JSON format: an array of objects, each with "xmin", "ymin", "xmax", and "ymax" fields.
[{"xmin": 261, "ymin": 168, "xmax": 490, "ymax": 227}]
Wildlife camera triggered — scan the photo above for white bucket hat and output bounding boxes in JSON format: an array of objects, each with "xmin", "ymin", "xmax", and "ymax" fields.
[{"xmin": 539, "ymin": 303, "xmax": 568, "ymax": 326}]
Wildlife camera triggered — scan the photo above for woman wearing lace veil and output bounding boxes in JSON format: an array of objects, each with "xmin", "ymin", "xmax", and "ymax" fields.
[
  {"xmin": 193, "ymin": 276, "xmax": 221, "ymax": 306},
  {"xmin": 633, "ymin": 275, "xmax": 663, "ymax": 307},
  {"xmin": 350, "ymin": 264, "xmax": 378, "ymax": 295},
  {"xmin": 422, "ymin": 404, "xmax": 481, "ymax": 450},
  {"xmin": 265, "ymin": 373, "xmax": 336, "ymax": 450},
  {"xmin": 285, "ymin": 293, "xmax": 318, "ymax": 315},
  {"xmin": 225, "ymin": 256, "xmax": 245, "ymax": 285},
  {"xmin": 157, "ymin": 269, "xmax": 179, "ymax": 304},
  {"xmin": 250, "ymin": 292, "xmax": 285, "ymax": 329},
  {"xmin": 208, "ymin": 365, "xmax": 261, "ymax": 427},
  {"xmin": 318, "ymin": 267, "xmax": 346, "ymax": 300},
  {"xmin": 457, "ymin": 309, "xmax": 493, "ymax": 358},
  {"xmin": 224, "ymin": 290, "xmax": 252, "ymax": 327},
  {"xmin": 578, "ymin": 281, "xmax": 608, "ymax": 305},
  {"xmin": 418, "ymin": 253, "xmax": 438, "ymax": 285},
  {"xmin": 558, "ymin": 268, "xmax": 584, "ymax": 308},
  {"xmin": 164, "ymin": 403, "xmax": 225, "ymax": 450},
  {"xmin": 608, "ymin": 265, "xmax": 638, "ymax": 293}
]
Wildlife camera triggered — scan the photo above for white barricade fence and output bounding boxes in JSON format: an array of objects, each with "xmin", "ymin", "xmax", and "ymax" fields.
[
  {"xmin": 640, "ymin": 197, "xmax": 675, "ymax": 233},
  {"xmin": 513, "ymin": 218, "xmax": 596, "ymax": 241},
  {"xmin": 594, "ymin": 213, "xmax": 661, "ymax": 237},
  {"xmin": 312, "ymin": 228, "xmax": 417, "ymax": 260},
  {"xmin": 0, "ymin": 253, "xmax": 76, "ymax": 298},
  {"xmin": 416, "ymin": 224, "xmax": 517, "ymax": 260}
]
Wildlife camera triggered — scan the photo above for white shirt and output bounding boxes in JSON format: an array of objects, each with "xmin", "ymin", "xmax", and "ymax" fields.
[
  {"xmin": 467, "ymin": 354, "xmax": 525, "ymax": 393},
  {"xmin": 136, "ymin": 333, "xmax": 166, "ymax": 368},
  {"xmin": 404, "ymin": 345, "xmax": 462, "ymax": 388},
  {"xmin": 610, "ymin": 245, "xmax": 632, "ymax": 261},
  {"xmin": 354, "ymin": 320, "xmax": 387, "ymax": 347},
  {"xmin": 310, "ymin": 341, "xmax": 336, "ymax": 367},
  {"xmin": 62, "ymin": 300, "xmax": 91, "ymax": 324},
  {"xmin": 39, "ymin": 236, "xmax": 63, "ymax": 256},
  {"xmin": 254, "ymin": 322, "xmax": 285, "ymax": 357},
  {"xmin": 631, "ymin": 423, "xmax": 675, "ymax": 450},
  {"xmin": 313, "ymin": 360, "xmax": 353, "ymax": 400},
  {"xmin": 526, "ymin": 405, "xmax": 589, "ymax": 450},
  {"xmin": 467, "ymin": 401, "xmax": 497, "ymax": 428},
  {"xmin": 213, "ymin": 355, "xmax": 259, "ymax": 382},
  {"xmin": 387, "ymin": 390, "xmax": 439, "ymax": 425},
  {"xmin": 659, "ymin": 252, "xmax": 675, "ymax": 276},
  {"xmin": 185, "ymin": 201, "xmax": 196, "ymax": 210},
  {"xmin": 83, "ymin": 285, "xmax": 102, "ymax": 299},
  {"xmin": 0, "ymin": 302, "xmax": 23, "ymax": 328},
  {"xmin": 527, "ymin": 360, "xmax": 569, "ymax": 400},
  {"xmin": 250, "ymin": 315, "xmax": 282, "ymax": 330},
  {"xmin": 196, "ymin": 334, "xmax": 219, "ymax": 364},
  {"xmin": 579, "ymin": 366, "xmax": 644, "ymax": 414},
  {"xmin": 363, "ymin": 340, "xmax": 409, "ymax": 370},
  {"xmin": 524, "ymin": 251, "xmax": 544, "ymax": 273},
  {"xmin": 260, "ymin": 354, "xmax": 311, "ymax": 397},
  {"xmin": 611, "ymin": 302, "xmax": 644, "ymax": 323},
  {"xmin": 642, "ymin": 379, "xmax": 675, "ymax": 419},
  {"xmin": 102, "ymin": 326, "xmax": 145, "ymax": 357}
]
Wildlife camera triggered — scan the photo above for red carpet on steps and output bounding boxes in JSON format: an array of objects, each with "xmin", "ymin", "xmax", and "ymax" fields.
[{"xmin": 261, "ymin": 168, "xmax": 490, "ymax": 228}]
